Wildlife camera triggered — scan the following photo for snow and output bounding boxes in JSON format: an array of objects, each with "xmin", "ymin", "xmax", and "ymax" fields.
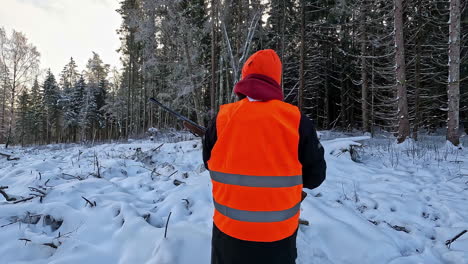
[{"xmin": 1, "ymin": 133, "xmax": 467, "ymax": 264}]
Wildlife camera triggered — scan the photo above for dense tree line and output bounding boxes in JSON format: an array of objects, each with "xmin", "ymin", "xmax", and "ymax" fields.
[
  {"xmin": 0, "ymin": 30, "xmax": 116, "ymax": 146},
  {"xmin": 114, "ymin": 0, "xmax": 467, "ymax": 146},
  {"xmin": 1, "ymin": 0, "xmax": 467, "ymax": 147}
]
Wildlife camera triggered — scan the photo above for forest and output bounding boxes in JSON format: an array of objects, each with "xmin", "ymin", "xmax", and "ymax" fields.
[{"xmin": 0, "ymin": 0, "xmax": 467, "ymax": 147}]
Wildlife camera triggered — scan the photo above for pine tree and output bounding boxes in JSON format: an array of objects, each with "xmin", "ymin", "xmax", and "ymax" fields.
[
  {"xmin": 42, "ymin": 70, "xmax": 60, "ymax": 143},
  {"xmin": 78, "ymin": 80, "xmax": 97, "ymax": 142},
  {"xmin": 16, "ymin": 89, "xmax": 31, "ymax": 146},
  {"xmin": 60, "ymin": 57, "xmax": 79, "ymax": 92},
  {"xmin": 29, "ymin": 77, "xmax": 43, "ymax": 143}
]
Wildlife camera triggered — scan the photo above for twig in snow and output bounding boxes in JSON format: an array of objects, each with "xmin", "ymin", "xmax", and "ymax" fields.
[
  {"xmin": 28, "ymin": 187, "xmax": 46, "ymax": 196},
  {"xmin": 353, "ymin": 181, "xmax": 359, "ymax": 203},
  {"xmin": 0, "ymin": 186, "xmax": 17, "ymax": 202},
  {"xmin": 445, "ymin": 230, "xmax": 467, "ymax": 248},
  {"xmin": 81, "ymin": 196, "xmax": 96, "ymax": 207},
  {"xmin": 44, "ymin": 179, "xmax": 52, "ymax": 187},
  {"xmin": 341, "ymin": 183, "xmax": 350, "ymax": 200},
  {"xmin": 42, "ymin": 242, "xmax": 58, "ymax": 249},
  {"xmin": 152, "ymin": 144, "xmax": 164, "ymax": 151},
  {"xmin": 164, "ymin": 212, "xmax": 172, "ymax": 239},
  {"xmin": 168, "ymin": 170, "xmax": 178, "ymax": 178},
  {"xmin": 447, "ymin": 174, "xmax": 468, "ymax": 182},
  {"xmin": 385, "ymin": 222, "xmax": 410, "ymax": 233},
  {"xmin": 173, "ymin": 179, "xmax": 185, "ymax": 186},
  {"xmin": 19, "ymin": 238, "xmax": 31, "ymax": 245},
  {"xmin": 182, "ymin": 199, "xmax": 190, "ymax": 210},
  {"xmin": 150, "ymin": 168, "xmax": 160, "ymax": 181},
  {"xmin": 93, "ymin": 152, "xmax": 102, "ymax": 178}
]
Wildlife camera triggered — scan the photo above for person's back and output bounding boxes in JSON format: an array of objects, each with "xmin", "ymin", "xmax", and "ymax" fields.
[{"xmin": 203, "ymin": 49, "xmax": 326, "ymax": 264}]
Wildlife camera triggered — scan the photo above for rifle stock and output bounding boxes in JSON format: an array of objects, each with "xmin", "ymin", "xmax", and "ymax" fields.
[{"xmin": 149, "ymin": 98, "xmax": 206, "ymax": 137}]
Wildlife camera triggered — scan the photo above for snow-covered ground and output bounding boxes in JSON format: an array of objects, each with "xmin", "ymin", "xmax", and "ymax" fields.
[{"xmin": 0, "ymin": 133, "xmax": 467, "ymax": 264}]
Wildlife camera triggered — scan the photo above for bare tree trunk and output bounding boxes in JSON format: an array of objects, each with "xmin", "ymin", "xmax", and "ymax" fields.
[
  {"xmin": 219, "ymin": 56, "xmax": 224, "ymax": 107},
  {"xmin": 5, "ymin": 67, "xmax": 17, "ymax": 148},
  {"xmin": 324, "ymin": 61, "xmax": 330, "ymax": 129},
  {"xmin": 371, "ymin": 47, "xmax": 376, "ymax": 137},
  {"xmin": 413, "ymin": 33, "xmax": 421, "ymax": 141},
  {"xmin": 395, "ymin": 0, "xmax": 410, "ymax": 143},
  {"xmin": 447, "ymin": 0, "xmax": 461, "ymax": 146},
  {"xmin": 298, "ymin": 0, "xmax": 305, "ymax": 111},
  {"xmin": 360, "ymin": 3, "xmax": 369, "ymax": 132},
  {"xmin": 210, "ymin": 0, "xmax": 218, "ymax": 116},
  {"xmin": 183, "ymin": 37, "xmax": 204, "ymax": 127},
  {"xmin": 0, "ymin": 73, "xmax": 6, "ymax": 143}
]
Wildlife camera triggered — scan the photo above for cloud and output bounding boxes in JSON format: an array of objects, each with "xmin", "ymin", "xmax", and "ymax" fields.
[{"xmin": 0, "ymin": 0, "xmax": 122, "ymax": 76}]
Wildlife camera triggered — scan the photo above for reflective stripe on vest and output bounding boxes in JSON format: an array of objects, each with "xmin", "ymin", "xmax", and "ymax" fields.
[
  {"xmin": 213, "ymin": 200, "xmax": 301, "ymax": 223},
  {"xmin": 210, "ymin": 171, "xmax": 302, "ymax": 188}
]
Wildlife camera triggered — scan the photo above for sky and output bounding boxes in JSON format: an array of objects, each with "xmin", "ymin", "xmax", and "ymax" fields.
[{"xmin": 0, "ymin": 0, "xmax": 122, "ymax": 77}]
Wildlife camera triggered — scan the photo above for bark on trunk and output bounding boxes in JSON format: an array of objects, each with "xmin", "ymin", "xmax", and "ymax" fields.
[
  {"xmin": 395, "ymin": 0, "xmax": 410, "ymax": 143},
  {"xmin": 447, "ymin": 0, "xmax": 461, "ymax": 146},
  {"xmin": 183, "ymin": 37, "xmax": 204, "ymax": 128},
  {"xmin": 413, "ymin": 32, "xmax": 421, "ymax": 141},
  {"xmin": 210, "ymin": 0, "xmax": 217, "ymax": 116},
  {"xmin": 360, "ymin": 4, "xmax": 369, "ymax": 132},
  {"xmin": 298, "ymin": 0, "xmax": 305, "ymax": 111}
]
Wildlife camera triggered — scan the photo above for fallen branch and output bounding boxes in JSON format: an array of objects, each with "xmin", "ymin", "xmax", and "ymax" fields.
[
  {"xmin": 12, "ymin": 196, "xmax": 35, "ymax": 204},
  {"xmin": 62, "ymin": 173, "xmax": 83, "ymax": 181},
  {"xmin": 29, "ymin": 187, "xmax": 46, "ymax": 196},
  {"xmin": 1, "ymin": 221, "xmax": 17, "ymax": 228},
  {"xmin": 446, "ymin": 230, "xmax": 467, "ymax": 248},
  {"xmin": 0, "ymin": 152, "xmax": 19, "ymax": 161},
  {"xmin": 299, "ymin": 219, "xmax": 309, "ymax": 226},
  {"xmin": 0, "ymin": 186, "xmax": 17, "ymax": 202}
]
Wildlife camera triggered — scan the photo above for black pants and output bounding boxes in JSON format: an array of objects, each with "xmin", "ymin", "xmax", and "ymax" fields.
[{"xmin": 211, "ymin": 224, "xmax": 297, "ymax": 264}]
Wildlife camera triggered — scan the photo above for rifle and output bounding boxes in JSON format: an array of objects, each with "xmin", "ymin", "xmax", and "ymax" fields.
[{"xmin": 148, "ymin": 98, "xmax": 206, "ymax": 137}]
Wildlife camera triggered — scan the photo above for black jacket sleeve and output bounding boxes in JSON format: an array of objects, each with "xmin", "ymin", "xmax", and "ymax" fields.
[
  {"xmin": 203, "ymin": 118, "xmax": 217, "ymax": 170},
  {"xmin": 299, "ymin": 114, "xmax": 326, "ymax": 189}
]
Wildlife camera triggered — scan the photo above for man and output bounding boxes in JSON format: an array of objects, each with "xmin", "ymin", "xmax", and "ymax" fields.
[{"xmin": 203, "ymin": 49, "xmax": 326, "ymax": 264}]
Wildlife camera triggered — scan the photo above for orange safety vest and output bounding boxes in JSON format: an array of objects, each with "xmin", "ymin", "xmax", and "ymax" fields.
[{"xmin": 208, "ymin": 98, "xmax": 303, "ymax": 242}]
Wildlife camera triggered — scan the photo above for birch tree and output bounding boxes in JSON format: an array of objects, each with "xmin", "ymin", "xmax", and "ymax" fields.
[{"xmin": 0, "ymin": 28, "xmax": 40, "ymax": 147}]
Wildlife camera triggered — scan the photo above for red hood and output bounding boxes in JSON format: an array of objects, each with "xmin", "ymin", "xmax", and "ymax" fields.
[{"xmin": 234, "ymin": 74, "xmax": 284, "ymax": 101}]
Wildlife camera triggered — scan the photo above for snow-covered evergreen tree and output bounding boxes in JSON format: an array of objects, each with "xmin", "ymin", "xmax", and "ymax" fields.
[
  {"xmin": 29, "ymin": 77, "xmax": 43, "ymax": 143},
  {"xmin": 16, "ymin": 89, "xmax": 31, "ymax": 145},
  {"xmin": 42, "ymin": 70, "xmax": 60, "ymax": 143}
]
